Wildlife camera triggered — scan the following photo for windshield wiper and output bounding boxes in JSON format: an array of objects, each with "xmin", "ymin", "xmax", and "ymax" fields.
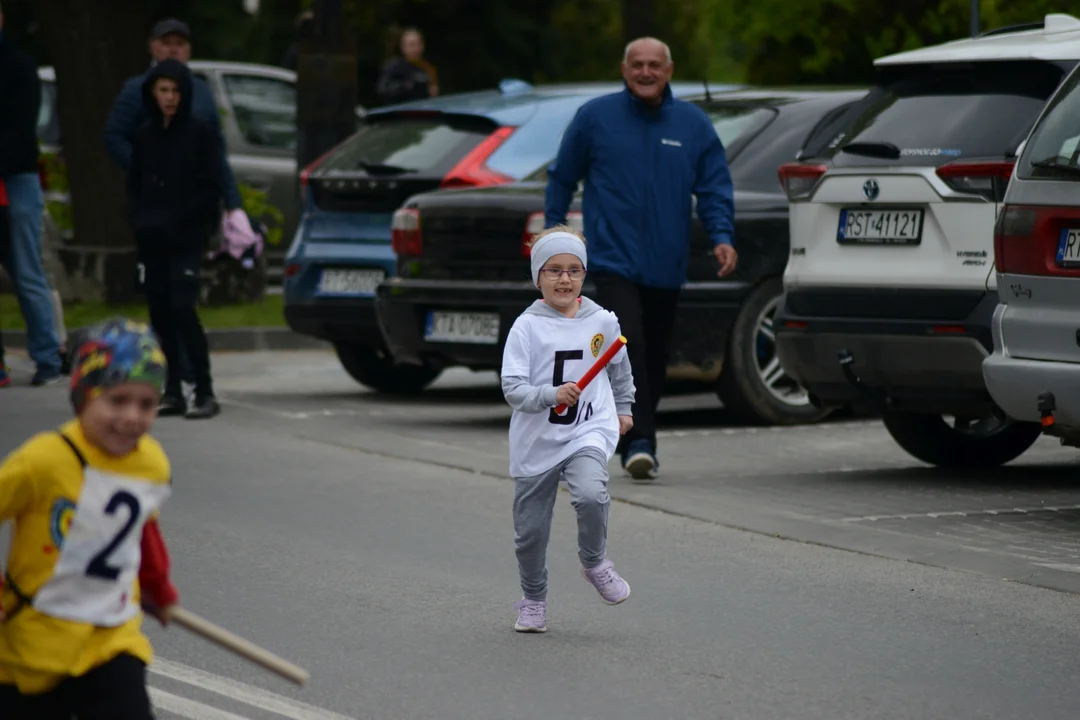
[
  {"xmin": 840, "ymin": 141, "xmax": 901, "ymax": 160},
  {"xmin": 1029, "ymin": 158, "xmax": 1080, "ymax": 176}
]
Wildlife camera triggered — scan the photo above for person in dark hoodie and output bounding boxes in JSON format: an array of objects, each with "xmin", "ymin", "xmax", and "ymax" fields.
[{"xmin": 128, "ymin": 59, "xmax": 222, "ymax": 419}]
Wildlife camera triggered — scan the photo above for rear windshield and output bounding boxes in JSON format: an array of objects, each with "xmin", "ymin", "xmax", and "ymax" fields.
[
  {"xmin": 810, "ymin": 61, "xmax": 1066, "ymax": 167},
  {"xmin": 707, "ymin": 105, "xmax": 777, "ymax": 158},
  {"xmin": 522, "ymin": 102, "xmax": 776, "ymax": 182},
  {"xmin": 1016, "ymin": 64, "xmax": 1080, "ymax": 181},
  {"xmin": 319, "ymin": 114, "xmax": 495, "ymax": 176}
]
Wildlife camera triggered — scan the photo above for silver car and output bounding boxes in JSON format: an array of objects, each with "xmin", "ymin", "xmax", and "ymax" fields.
[
  {"xmin": 37, "ymin": 61, "xmax": 310, "ymax": 281},
  {"xmin": 983, "ymin": 61, "xmax": 1080, "ymax": 449}
]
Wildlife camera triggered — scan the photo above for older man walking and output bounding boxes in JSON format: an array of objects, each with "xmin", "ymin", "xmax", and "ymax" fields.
[
  {"xmin": 545, "ymin": 37, "xmax": 737, "ymax": 482},
  {"xmin": 0, "ymin": 3, "xmax": 64, "ymax": 386}
]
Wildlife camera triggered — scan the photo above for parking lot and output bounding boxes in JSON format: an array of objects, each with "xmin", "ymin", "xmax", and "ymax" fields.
[
  {"xmin": 204, "ymin": 348, "xmax": 1080, "ymax": 595},
  {"xmin": 4, "ymin": 347, "xmax": 1080, "ymax": 720}
]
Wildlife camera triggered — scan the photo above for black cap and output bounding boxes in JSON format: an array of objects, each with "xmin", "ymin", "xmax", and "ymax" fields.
[{"xmin": 151, "ymin": 18, "xmax": 191, "ymax": 41}]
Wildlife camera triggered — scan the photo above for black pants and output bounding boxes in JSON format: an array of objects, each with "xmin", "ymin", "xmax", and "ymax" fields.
[
  {"xmin": 0, "ymin": 653, "xmax": 155, "ymax": 719},
  {"xmin": 136, "ymin": 231, "xmax": 213, "ymax": 399},
  {"xmin": 590, "ymin": 272, "xmax": 681, "ymax": 454}
]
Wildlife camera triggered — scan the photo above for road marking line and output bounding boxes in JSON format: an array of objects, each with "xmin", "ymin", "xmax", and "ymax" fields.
[
  {"xmin": 842, "ymin": 504, "xmax": 1080, "ymax": 523},
  {"xmin": 149, "ymin": 688, "xmax": 252, "ymax": 720},
  {"xmin": 150, "ymin": 658, "xmax": 356, "ymax": 720}
]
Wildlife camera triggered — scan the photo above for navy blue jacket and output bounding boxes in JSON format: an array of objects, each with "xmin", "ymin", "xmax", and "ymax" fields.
[
  {"xmin": 0, "ymin": 32, "xmax": 41, "ymax": 177},
  {"xmin": 104, "ymin": 64, "xmax": 241, "ymax": 210},
  {"xmin": 545, "ymin": 84, "xmax": 735, "ymax": 290}
]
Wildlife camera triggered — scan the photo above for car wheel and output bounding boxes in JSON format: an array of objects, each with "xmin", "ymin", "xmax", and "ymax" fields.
[
  {"xmin": 717, "ymin": 277, "xmax": 833, "ymax": 425},
  {"xmin": 882, "ymin": 410, "xmax": 1042, "ymax": 468},
  {"xmin": 333, "ymin": 342, "xmax": 442, "ymax": 394}
]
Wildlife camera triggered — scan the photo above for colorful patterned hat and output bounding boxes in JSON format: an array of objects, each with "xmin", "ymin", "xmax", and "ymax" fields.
[{"xmin": 70, "ymin": 317, "xmax": 167, "ymax": 412}]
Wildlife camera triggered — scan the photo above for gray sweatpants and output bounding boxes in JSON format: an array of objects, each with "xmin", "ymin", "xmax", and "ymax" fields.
[{"xmin": 513, "ymin": 446, "xmax": 611, "ymax": 601}]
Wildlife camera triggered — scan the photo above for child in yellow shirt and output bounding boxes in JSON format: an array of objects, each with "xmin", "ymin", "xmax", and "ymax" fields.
[{"xmin": 0, "ymin": 317, "xmax": 180, "ymax": 719}]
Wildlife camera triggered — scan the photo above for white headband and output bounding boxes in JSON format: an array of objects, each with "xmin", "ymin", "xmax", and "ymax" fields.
[{"xmin": 530, "ymin": 231, "xmax": 587, "ymax": 286}]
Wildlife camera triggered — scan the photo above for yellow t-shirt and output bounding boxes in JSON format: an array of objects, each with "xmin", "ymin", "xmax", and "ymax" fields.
[{"xmin": 0, "ymin": 419, "xmax": 171, "ymax": 694}]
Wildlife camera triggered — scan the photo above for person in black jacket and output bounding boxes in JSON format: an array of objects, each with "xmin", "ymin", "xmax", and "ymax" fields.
[
  {"xmin": 0, "ymin": 7, "xmax": 64, "ymax": 386},
  {"xmin": 128, "ymin": 59, "xmax": 222, "ymax": 419}
]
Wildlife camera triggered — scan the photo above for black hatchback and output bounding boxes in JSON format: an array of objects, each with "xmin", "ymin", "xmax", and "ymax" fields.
[{"xmin": 374, "ymin": 88, "xmax": 867, "ymax": 425}]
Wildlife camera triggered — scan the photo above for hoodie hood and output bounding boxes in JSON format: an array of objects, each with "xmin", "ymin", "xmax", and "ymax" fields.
[
  {"xmin": 141, "ymin": 58, "xmax": 194, "ymax": 125},
  {"xmin": 523, "ymin": 296, "xmax": 605, "ymax": 319}
]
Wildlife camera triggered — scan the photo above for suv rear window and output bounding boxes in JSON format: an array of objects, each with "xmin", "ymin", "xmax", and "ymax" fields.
[
  {"xmin": 319, "ymin": 113, "xmax": 496, "ymax": 177},
  {"xmin": 810, "ymin": 61, "xmax": 1066, "ymax": 167},
  {"xmin": 1016, "ymin": 64, "xmax": 1080, "ymax": 181},
  {"xmin": 707, "ymin": 105, "xmax": 777, "ymax": 155}
]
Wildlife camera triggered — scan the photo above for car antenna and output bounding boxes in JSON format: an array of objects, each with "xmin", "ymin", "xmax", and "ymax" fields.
[{"xmin": 704, "ymin": 78, "xmax": 712, "ymax": 101}]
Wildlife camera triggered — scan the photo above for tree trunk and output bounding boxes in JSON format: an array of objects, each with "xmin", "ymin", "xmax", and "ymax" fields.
[
  {"xmin": 37, "ymin": 0, "xmax": 151, "ymax": 305},
  {"xmin": 621, "ymin": 0, "xmax": 656, "ymax": 47}
]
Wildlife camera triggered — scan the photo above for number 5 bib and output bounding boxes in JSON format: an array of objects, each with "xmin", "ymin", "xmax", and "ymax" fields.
[{"xmin": 33, "ymin": 463, "xmax": 171, "ymax": 627}]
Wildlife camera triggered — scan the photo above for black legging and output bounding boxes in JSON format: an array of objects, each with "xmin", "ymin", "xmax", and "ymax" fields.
[
  {"xmin": 135, "ymin": 230, "xmax": 213, "ymax": 399},
  {"xmin": 146, "ymin": 281, "xmax": 212, "ymax": 399}
]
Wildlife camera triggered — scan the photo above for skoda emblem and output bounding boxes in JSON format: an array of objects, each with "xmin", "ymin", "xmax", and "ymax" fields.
[{"xmin": 863, "ymin": 179, "xmax": 880, "ymax": 201}]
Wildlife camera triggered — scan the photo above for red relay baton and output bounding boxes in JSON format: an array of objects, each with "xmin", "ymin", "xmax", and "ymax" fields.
[{"xmin": 554, "ymin": 335, "xmax": 628, "ymax": 414}]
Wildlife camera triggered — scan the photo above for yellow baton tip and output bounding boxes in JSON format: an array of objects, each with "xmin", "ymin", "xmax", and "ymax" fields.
[{"xmin": 618, "ymin": 335, "xmax": 628, "ymax": 344}]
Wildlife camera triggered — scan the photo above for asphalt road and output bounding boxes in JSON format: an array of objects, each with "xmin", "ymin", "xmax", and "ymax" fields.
[{"xmin": 2, "ymin": 349, "xmax": 1080, "ymax": 720}]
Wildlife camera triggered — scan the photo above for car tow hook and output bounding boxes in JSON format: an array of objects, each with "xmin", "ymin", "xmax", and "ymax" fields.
[
  {"xmin": 838, "ymin": 349, "xmax": 888, "ymax": 410},
  {"xmin": 1038, "ymin": 391, "xmax": 1057, "ymax": 430}
]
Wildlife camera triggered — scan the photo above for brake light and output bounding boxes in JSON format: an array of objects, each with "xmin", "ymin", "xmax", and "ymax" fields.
[
  {"xmin": 521, "ymin": 211, "xmax": 584, "ymax": 257},
  {"xmin": 284, "ymin": 263, "xmax": 300, "ymax": 278},
  {"xmin": 441, "ymin": 126, "xmax": 517, "ymax": 189},
  {"xmin": 935, "ymin": 160, "xmax": 1015, "ymax": 202},
  {"xmin": 391, "ymin": 208, "xmax": 422, "ymax": 256},
  {"xmin": 993, "ymin": 204, "xmax": 1080, "ymax": 276},
  {"xmin": 299, "ymin": 146, "xmax": 337, "ymax": 205},
  {"xmin": 777, "ymin": 162, "xmax": 828, "ymax": 201},
  {"xmin": 38, "ymin": 157, "xmax": 49, "ymax": 192}
]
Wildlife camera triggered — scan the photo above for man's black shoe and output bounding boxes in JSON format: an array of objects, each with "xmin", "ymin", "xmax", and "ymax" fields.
[
  {"xmin": 158, "ymin": 394, "xmax": 187, "ymax": 417},
  {"xmin": 185, "ymin": 395, "xmax": 220, "ymax": 419}
]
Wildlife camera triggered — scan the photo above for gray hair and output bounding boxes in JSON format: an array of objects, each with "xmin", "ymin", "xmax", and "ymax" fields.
[{"xmin": 623, "ymin": 37, "xmax": 672, "ymax": 65}]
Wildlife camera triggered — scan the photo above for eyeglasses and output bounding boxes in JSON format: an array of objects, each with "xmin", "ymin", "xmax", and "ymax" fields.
[{"xmin": 540, "ymin": 268, "xmax": 586, "ymax": 280}]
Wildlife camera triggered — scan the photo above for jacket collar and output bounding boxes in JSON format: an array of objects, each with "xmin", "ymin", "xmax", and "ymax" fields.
[{"xmin": 623, "ymin": 82, "xmax": 673, "ymax": 116}]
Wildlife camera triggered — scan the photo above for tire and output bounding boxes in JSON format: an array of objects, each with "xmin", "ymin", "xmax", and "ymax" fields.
[
  {"xmin": 333, "ymin": 342, "xmax": 442, "ymax": 394},
  {"xmin": 717, "ymin": 278, "xmax": 833, "ymax": 426},
  {"xmin": 882, "ymin": 410, "xmax": 1041, "ymax": 468}
]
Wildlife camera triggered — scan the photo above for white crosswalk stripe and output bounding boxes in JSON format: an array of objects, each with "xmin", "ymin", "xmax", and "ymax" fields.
[
  {"xmin": 148, "ymin": 657, "xmax": 355, "ymax": 720},
  {"xmin": 151, "ymin": 688, "xmax": 252, "ymax": 720}
]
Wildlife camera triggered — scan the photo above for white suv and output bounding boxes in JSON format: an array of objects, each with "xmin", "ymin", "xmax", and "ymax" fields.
[{"xmin": 773, "ymin": 14, "xmax": 1080, "ymax": 467}]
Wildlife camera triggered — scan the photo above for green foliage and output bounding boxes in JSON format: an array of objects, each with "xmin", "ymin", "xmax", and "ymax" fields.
[
  {"xmin": 39, "ymin": 151, "xmax": 74, "ymax": 235},
  {"xmin": 238, "ymin": 183, "xmax": 286, "ymax": 246},
  {"xmin": 714, "ymin": 0, "xmax": 1072, "ymax": 85}
]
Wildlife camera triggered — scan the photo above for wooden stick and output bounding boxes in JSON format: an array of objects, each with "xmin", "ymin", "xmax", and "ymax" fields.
[
  {"xmin": 553, "ymin": 335, "xmax": 628, "ymax": 414},
  {"xmin": 170, "ymin": 606, "xmax": 310, "ymax": 686}
]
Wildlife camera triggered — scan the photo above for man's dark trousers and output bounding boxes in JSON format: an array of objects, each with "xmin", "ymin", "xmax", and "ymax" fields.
[{"xmin": 590, "ymin": 272, "xmax": 681, "ymax": 455}]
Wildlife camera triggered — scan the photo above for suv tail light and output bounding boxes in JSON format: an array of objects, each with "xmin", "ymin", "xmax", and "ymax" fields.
[
  {"xmin": 935, "ymin": 160, "xmax": 1015, "ymax": 202},
  {"xmin": 521, "ymin": 211, "xmax": 584, "ymax": 257},
  {"xmin": 441, "ymin": 126, "xmax": 517, "ymax": 189},
  {"xmin": 994, "ymin": 204, "xmax": 1080, "ymax": 276},
  {"xmin": 391, "ymin": 208, "xmax": 422, "ymax": 256},
  {"xmin": 777, "ymin": 162, "xmax": 828, "ymax": 201}
]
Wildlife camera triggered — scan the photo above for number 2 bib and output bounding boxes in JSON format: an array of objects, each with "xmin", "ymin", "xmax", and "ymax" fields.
[{"xmin": 30, "ymin": 435, "xmax": 171, "ymax": 627}]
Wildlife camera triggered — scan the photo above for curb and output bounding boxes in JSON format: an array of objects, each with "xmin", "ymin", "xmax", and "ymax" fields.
[{"xmin": 1, "ymin": 327, "xmax": 329, "ymax": 353}]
